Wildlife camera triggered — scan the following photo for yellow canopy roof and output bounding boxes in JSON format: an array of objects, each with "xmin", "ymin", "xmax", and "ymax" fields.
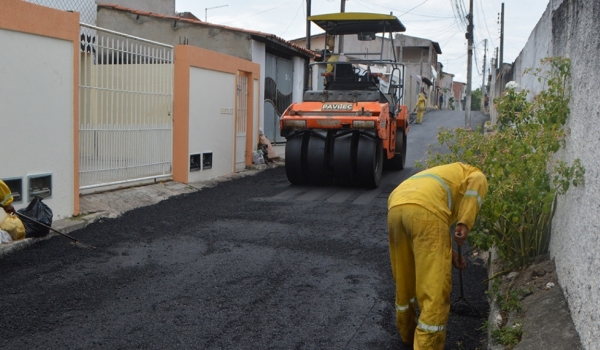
[{"xmin": 308, "ymin": 12, "xmax": 406, "ymax": 35}]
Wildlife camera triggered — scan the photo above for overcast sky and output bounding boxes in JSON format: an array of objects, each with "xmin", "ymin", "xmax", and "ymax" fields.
[{"xmin": 175, "ymin": 0, "xmax": 550, "ymax": 84}]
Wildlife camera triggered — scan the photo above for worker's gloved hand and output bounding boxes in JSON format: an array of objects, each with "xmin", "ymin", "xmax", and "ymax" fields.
[
  {"xmin": 452, "ymin": 250, "xmax": 467, "ymax": 270},
  {"xmin": 2, "ymin": 204, "xmax": 16, "ymax": 215},
  {"xmin": 454, "ymin": 223, "xmax": 469, "ymax": 246}
]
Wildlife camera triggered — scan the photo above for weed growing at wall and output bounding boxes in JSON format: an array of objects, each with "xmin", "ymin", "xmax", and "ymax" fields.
[
  {"xmin": 418, "ymin": 57, "xmax": 584, "ymax": 270},
  {"xmin": 491, "ymin": 322, "xmax": 523, "ymax": 347}
]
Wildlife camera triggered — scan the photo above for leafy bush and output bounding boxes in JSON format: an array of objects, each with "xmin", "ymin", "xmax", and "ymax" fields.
[
  {"xmin": 418, "ymin": 57, "xmax": 584, "ymax": 269},
  {"xmin": 471, "ymin": 87, "xmax": 482, "ymax": 111},
  {"xmin": 492, "ymin": 322, "xmax": 522, "ymax": 347}
]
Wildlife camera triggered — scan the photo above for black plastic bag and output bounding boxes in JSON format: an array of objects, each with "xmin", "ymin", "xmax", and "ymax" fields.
[{"xmin": 17, "ymin": 197, "xmax": 53, "ymax": 238}]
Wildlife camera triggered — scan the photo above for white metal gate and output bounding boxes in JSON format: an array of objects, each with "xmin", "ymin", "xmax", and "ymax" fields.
[
  {"xmin": 264, "ymin": 53, "xmax": 293, "ymax": 144},
  {"xmin": 235, "ymin": 73, "xmax": 248, "ymax": 172},
  {"xmin": 79, "ymin": 24, "xmax": 174, "ymax": 190}
]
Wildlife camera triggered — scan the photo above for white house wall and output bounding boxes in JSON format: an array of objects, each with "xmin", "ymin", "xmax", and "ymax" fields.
[
  {"xmin": 549, "ymin": 1, "xmax": 599, "ymax": 348},
  {"xmin": 504, "ymin": 0, "xmax": 599, "ymax": 347},
  {"xmin": 292, "ymin": 56, "xmax": 304, "ymax": 104},
  {"xmin": 0, "ymin": 29, "xmax": 74, "ymax": 220},
  {"xmin": 253, "ymin": 78, "xmax": 260, "ymax": 150},
  {"xmin": 251, "ymin": 40, "xmax": 266, "ymax": 134},
  {"xmin": 187, "ymin": 67, "xmax": 235, "ymax": 182}
]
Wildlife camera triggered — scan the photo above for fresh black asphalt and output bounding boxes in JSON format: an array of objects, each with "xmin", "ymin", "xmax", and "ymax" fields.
[{"xmin": 0, "ymin": 110, "xmax": 490, "ymax": 349}]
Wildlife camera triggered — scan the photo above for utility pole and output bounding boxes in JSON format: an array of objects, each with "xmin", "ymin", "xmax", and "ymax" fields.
[
  {"xmin": 481, "ymin": 38, "xmax": 487, "ymax": 110},
  {"xmin": 499, "ymin": 3, "xmax": 504, "ymax": 69},
  {"xmin": 338, "ymin": 0, "xmax": 346, "ymax": 53},
  {"xmin": 305, "ymin": 0, "xmax": 311, "ymax": 91},
  {"xmin": 495, "ymin": 47, "xmax": 499, "ymax": 70},
  {"xmin": 306, "ymin": 0, "xmax": 311, "ymax": 51},
  {"xmin": 465, "ymin": 0, "xmax": 473, "ymax": 128}
]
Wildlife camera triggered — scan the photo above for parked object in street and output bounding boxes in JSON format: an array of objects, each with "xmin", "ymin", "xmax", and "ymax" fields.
[{"xmin": 280, "ymin": 12, "xmax": 409, "ymax": 188}]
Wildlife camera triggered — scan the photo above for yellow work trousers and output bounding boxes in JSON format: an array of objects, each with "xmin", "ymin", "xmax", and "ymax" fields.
[
  {"xmin": 416, "ymin": 108, "xmax": 425, "ymax": 124},
  {"xmin": 388, "ymin": 204, "xmax": 453, "ymax": 350}
]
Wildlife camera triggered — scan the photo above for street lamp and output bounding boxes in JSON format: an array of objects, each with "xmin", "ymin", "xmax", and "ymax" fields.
[{"xmin": 205, "ymin": 5, "xmax": 228, "ymax": 22}]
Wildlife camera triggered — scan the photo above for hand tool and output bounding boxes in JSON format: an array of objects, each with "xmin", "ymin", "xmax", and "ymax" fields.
[{"xmin": 16, "ymin": 212, "xmax": 96, "ymax": 250}]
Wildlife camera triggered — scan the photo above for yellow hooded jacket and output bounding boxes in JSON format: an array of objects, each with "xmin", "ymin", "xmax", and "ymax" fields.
[
  {"xmin": 0, "ymin": 180, "xmax": 13, "ymax": 209},
  {"xmin": 388, "ymin": 162, "xmax": 488, "ymax": 229},
  {"xmin": 416, "ymin": 93, "xmax": 427, "ymax": 111}
]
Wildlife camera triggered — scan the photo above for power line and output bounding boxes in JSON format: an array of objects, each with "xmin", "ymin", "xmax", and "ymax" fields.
[
  {"xmin": 220, "ymin": 0, "xmax": 296, "ymax": 25},
  {"xmin": 398, "ymin": 0, "xmax": 430, "ymax": 17},
  {"xmin": 281, "ymin": 0, "xmax": 305, "ymax": 35},
  {"xmin": 451, "ymin": 0, "xmax": 469, "ymax": 33},
  {"xmin": 362, "ymin": 0, "xmax": 450, "ymax": 18},
  {"xmin": 477, "ymin": 0, "xmax": 497, "ymax": 48}
]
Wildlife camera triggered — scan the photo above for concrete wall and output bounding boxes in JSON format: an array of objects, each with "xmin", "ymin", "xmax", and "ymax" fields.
[
  {"xmin": 512, "ymin": 4, "xmax": 555, "ymax": 95},
  {"xmin": 0, "ymin": 0, "xmax": 80, "ymax": 219},
  {"xmin": 97, "ymin": 8, "xmax": 253, "ymax": 61},
  {"xmin": 506, "ymin": 0, "xmax": 599, "ymax": 348},
  {"xmin": 397, "ymin": 35, "xmax": 440, "ymax": 110},
  {"xmin": 99, "ymin": 7, "xmax": 305, "ymax": 146},
  {"xmin": 172, "ymin": 45, "xmax": 260, "ymax": 184},
  {"xmin": 440, "ymin": 73, "xmax": 454, "ymax": 109},
  {"xmin": 292, "ymin": 56, "xmax": 305, "ymax": 103},
  {"xmin": 96, "ymin": 0, "xmax": 176, "ymax": 16},
  {"xmin": 549, "ymin": 1, "xmax": 600, "ymax": 348},
  {"xmin": 26, "ymin": 0, "xmax": 97, "ymax": 25},
  {"xmin": 188, "ymin": 68, "xmax": 236, "ymax": 181},
  {"xmin": 452, "ymin": 82, "xmax": 466, "ymax": 111}
]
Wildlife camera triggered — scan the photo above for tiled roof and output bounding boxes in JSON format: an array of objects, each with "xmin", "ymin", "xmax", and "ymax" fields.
[{"xmin": 98, "ymin": 4, "xmax": 315, "ymax": 57}]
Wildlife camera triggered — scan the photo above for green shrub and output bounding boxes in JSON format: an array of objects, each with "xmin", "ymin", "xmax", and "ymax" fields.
[
  {"xmin": 471, "ymin": 88, "xmax": 482, "ymax": 111},
  {"xmin": 418, "ymin": 57, "xmax": 584, "ymax": 269},
  {"xmin": 492, "ymin": 322, "xmax": 523, "ymax": 347}
]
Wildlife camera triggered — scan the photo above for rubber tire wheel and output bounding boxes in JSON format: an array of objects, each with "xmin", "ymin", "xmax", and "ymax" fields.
[
  {"xmin": 356, "ymin": 135, "xmax": 383, "ymax": 188},
  {"xmin": 285, "ymin": 133, "xmax": 308, "ymax": 185},
  {"xmin": 385, "ymin": 129, "xmax": 407, "ymax": 170},
  {"xmin": 333, "ymin": 132, "xmax": 357, "ymax": 186},
  {"xmin": 306, "ymin": 132, "xmax": 332, "ymax": 185}
]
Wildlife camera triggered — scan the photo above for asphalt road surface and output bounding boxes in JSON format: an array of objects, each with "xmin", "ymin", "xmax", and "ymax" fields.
[{"xmin": 0, "ymin": 110, "xmax": 490, "ymax": 349}]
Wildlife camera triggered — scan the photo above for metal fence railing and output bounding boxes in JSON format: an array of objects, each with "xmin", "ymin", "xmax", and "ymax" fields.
[
  {"xmin": 78, "ymin": 23, "xmax": 174, "ymax": 191},
  {"xmin": 235, "ymin": 73, "xmax": 248, "ymax": 172}
]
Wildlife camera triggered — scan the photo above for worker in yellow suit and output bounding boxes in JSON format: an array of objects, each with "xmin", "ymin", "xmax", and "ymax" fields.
[
  {"xmin": 325, "ymin": 35, "xmax": 338, "ymax": 73},
  {"xmin": 415, "ymin": 90, "xmax": 427, "ymax": 124},
  {"xmin": 1, "ymin": 180, "xmax": 16, "ymax": 215},
  {"xmin": 387, "ymin": 162, "xmax": 488, "ymax": 349}
]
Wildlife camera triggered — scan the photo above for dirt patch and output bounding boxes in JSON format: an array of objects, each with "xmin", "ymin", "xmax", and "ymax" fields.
[
  {"xmin": 489, "ymin": 253, "xmax": 561, "ymax": 350},
  {"xmin": 495, "ymin": 254, "xmax": 558, "ymax": 298}
]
